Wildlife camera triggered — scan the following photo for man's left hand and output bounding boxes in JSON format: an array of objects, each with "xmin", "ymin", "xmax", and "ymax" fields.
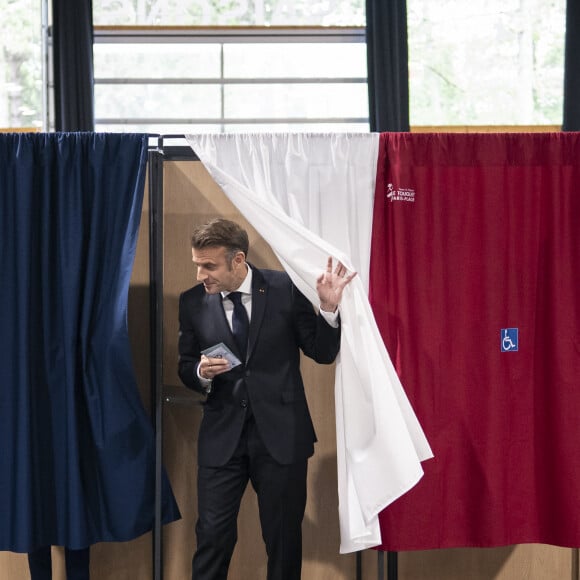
[{"xmin": 316, "ymin": 257, "xmax": 357, "ymax": 312}]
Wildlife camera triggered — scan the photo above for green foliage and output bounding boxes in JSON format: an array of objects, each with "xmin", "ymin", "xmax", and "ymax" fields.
[
  {"xmin": 0, "ymin": 0, "xmax": 42, "ymax": 127},
  {"xmin": 408, "ymin": 0, "xmax": 565, "ymax": 125},
  {"xmin": 2, "ymin": 0, "xmax": 37, "ymax": 56},
  {"xmin": 92, "ymin": 0, "xmax": 364, "ymax": 25}
]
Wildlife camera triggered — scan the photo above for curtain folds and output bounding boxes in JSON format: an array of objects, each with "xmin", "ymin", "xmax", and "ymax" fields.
[
  {"xmin": 186, "ymin": 133, "xmax": 432, "ymax": 554},
  {"xmin": 365, "ymin": 0, "xmax": 410, "ymax": 131},
  {"xmin": 0, "ymin": 132, "xmax": 179, "ymax": 552},
  {"xmin": 52, "ymin": 0, "xmax": 95, "ymax": 131},
  {"xmin": 371, "ymin": 131, "xmax": 580, "ymax": 550}
]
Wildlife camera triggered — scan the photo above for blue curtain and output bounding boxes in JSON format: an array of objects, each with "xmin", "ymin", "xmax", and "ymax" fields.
[{"xmin": 0, "ymin": 133, "xmax": 179, "ymax": 552}]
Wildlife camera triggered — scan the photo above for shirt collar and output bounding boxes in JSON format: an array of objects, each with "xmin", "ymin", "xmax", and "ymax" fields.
[{"xmin": 222, "ymin": 264, "xmax": 252, "ymax": 299}]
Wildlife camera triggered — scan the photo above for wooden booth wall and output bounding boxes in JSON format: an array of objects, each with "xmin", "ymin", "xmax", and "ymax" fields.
[{"xmin": 0, "ymin": 158, "xmax": 578, "ymax": 580}]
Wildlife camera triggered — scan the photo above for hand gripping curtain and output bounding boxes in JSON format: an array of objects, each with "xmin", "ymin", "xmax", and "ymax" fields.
[
  {"xmin": 186, "ymin": 133, "xmax": 433, "ymax": 553},
  {"xmin": 0, "ymin": 133, "xmax": 179, "ymax": 552}
]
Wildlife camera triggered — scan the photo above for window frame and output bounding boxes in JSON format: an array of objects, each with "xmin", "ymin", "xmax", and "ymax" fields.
[{"xmin": 91, "ymin": 25, "xmax": 369, "ymax": 132}]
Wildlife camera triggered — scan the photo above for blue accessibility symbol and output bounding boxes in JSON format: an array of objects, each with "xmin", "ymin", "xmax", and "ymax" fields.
[{"xmin": 501, "ymin": 328, "xmax": 518, "ymax": 352}]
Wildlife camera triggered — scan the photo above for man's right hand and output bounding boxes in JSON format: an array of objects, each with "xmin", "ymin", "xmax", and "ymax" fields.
[{"xmin": 199, "ymin": 354, "xmax": 230, "ymax": 380}]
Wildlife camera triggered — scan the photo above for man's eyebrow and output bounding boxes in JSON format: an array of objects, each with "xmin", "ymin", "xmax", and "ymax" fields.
[{"xmin": 193, "ymin": 259, "xmax": 217, "ymax": 267}]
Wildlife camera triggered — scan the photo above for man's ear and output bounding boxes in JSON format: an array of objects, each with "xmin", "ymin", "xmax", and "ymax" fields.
[{"xmin": 233, "ymin": 251, "xmax": 246, "ymax": 265}]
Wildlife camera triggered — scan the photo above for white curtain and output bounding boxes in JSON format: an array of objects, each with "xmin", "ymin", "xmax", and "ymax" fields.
[{"xmin": 186, "ymin": 133, "xmax": 433, "ymax": 554}]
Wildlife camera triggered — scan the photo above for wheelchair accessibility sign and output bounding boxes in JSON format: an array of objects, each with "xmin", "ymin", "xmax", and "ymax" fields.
[{"xmin": 501, "ymin": 328, "xmax": 518, "ymax": 352}]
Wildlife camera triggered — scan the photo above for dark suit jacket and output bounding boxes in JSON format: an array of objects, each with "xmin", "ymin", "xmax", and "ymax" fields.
[{"xmin": 178, "ymin": 266, "xmax": 340, "ymax": 467}]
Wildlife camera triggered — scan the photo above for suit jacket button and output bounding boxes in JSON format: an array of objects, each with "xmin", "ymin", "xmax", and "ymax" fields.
[
  {"xmin": 241, "ymin": 399, "xmax": 248, "ymax": 408},
  {"xmin": 245, "ymin": 370, "xmax": 251, "ymax": 377}
]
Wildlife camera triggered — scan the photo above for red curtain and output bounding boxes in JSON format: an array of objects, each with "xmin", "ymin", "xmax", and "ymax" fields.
[{"xmin": 370, "ymin": 132, "xmax": 580, "ymax": 550}]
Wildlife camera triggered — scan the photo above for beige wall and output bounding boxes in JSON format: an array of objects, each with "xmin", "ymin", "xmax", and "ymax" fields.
[
  {"xmin": 361, "ymin": 545, "xmax": 578, "ymax": 580},
  {"xmin": 1, "ymin": 158, "xmax": 577, "ymax": 580}
]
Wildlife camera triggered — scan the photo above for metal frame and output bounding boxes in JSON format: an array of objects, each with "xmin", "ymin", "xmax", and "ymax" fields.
[
  {"xmin": 148, "ymin": 136, "xmax": 198, "ymax": 580},
  {"xmin": 94, "ymin": 25, "xmax": 366, "ymax": 44},
  {"xmin": 148, "ymin": 143, "xmax": 164, "ymax": 580},
  {"xmin": 377, "ymin": 551, "xmax": 398, "ymax": 580},
  {"xmin": 40, "ymin": 0, "xmax": 49, "ymax": 130}
]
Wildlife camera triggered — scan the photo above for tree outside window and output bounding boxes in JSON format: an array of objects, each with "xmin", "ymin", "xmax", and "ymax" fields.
[
  {"xmin": 408, "ymin": 0, "xmax": 565, "ymax": 126},
  {"xmin": 0, "ymin": 0, "xmax": 42, "ymax": 130},
  {"xmin": 92, "ymin": 0, "xmax": 365, "ymax": 26}
]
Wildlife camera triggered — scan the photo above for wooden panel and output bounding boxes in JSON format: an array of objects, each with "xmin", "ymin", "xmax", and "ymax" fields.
[
  {"xmin": 361, "ymin": 545, "xmax": 578, "ymax": 580},
  {"xmin": 0, "ymin": 553, "xmax": 29, "ymax": 580}
]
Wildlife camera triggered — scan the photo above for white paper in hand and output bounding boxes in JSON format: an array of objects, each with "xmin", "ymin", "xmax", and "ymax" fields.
[{"xmin": 201, "ymin": 342, "xmax": 242, "ymax": 369}]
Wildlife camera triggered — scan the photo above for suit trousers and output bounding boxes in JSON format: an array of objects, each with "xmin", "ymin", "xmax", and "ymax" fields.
[
  {"xmin": 192, "ymin": 413, "xmax": 308, "ymax": 580},
  {"xmin": 28, "ymin": 546, "xmax": 90, "ymax": 580}
]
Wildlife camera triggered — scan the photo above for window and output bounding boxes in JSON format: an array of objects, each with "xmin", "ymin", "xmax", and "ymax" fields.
[
  {"xmin": 93, "ymin": 28, "xmax": 368, "ymax": 133},
  {"xmin": 92, "ymin": 0, "xmax": 365, "ymax": 26},
  {"xmin": 408, "ymin": 0, "xmax": 566, "ymax": 127},
  {"xmin": 0, "ymin": 0, "xmax": 43, "ymax": 130},
  {"xmin": 92, "ymin": 1, "xmax": 368, "ymax": 133},
  {"xmin": 5, "ymin": 1, "xmax": 565, "ymax": 132}
]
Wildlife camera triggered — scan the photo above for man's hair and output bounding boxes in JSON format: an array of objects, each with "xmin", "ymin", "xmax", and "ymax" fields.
[{"xmin": 191, "ymin": 218, "xmax": 249, "ymax": 261}]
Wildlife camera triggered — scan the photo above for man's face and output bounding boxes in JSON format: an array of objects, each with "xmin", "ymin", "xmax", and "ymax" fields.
[{"xmin": 192, "ymin": 245, "xmax": 247, "ymax": 294}]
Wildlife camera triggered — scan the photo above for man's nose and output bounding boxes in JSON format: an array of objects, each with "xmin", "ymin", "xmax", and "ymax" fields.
[{"xmin": 196, "ymin": 267, "xmax": 206, "ymax": 281}]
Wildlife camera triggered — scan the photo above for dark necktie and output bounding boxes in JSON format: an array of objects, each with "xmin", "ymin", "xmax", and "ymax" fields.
[{"xmin": 227, "ymin": 291, "xmax": 249, "ymax": 360}]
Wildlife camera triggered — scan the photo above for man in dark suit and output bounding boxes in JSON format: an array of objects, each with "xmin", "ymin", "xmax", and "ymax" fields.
[{"xmin": 178, "ymin": 218, "xmax": 355, "ymax": 580}]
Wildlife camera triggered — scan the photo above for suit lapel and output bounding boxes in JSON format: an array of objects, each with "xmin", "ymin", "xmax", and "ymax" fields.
[{"xmin": 247, "ymin": 268, "xmax": 268, "ymax": 360}]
